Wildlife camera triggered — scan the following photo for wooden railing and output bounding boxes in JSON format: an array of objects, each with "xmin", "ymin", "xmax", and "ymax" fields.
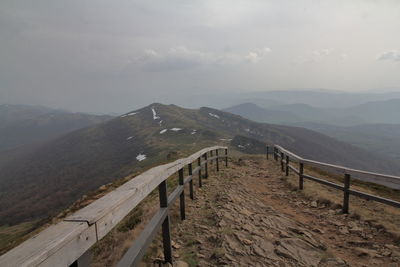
[
  {"xmin": 273, "ymin": 145, "xmax": 400, "ymax": 213},
  {"xmin": 0, "ymin": 146, "xmax": 228, "ymax": 267}
]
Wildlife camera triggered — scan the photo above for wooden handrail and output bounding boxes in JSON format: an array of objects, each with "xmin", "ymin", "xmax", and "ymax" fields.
[
  {"xmin": 0, "ymin": 146, "xmax": 228, "ymax": 267},
  {"xmin": 275, "ymin": 145, "xmax": 400, "ymax": 189},
  {"xmin": 273, "ymin": 145, "xmax": 400, "ymax": 213}
]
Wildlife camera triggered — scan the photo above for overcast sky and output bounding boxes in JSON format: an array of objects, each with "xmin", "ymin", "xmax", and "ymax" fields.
[{"xmin": 1, "ymin": 0, "xmax": 400, "ymax": 113}]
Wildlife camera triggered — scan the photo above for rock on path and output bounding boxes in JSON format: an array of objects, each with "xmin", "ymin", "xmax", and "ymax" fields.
[{"xmin": 152, "ymin": 157, "xmax": 400, "ymax": 267}]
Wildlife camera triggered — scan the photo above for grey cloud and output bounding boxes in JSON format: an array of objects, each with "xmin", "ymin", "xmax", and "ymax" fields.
[
  {"xmin": 137, "ymin": 46, "xmax": 272, "ymax": 71},
  {"xmin": 377, "ymin": 50, "xmax": 400, "ymax": 62},
  {"xmin": 1, "ymin": 1, "xmax": 400, "ymax": 113}
]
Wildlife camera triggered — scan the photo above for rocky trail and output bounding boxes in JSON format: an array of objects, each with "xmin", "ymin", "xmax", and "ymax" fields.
[{"xmin": 148, "ymin": 156, "xmax": 400, "ymax": 267}]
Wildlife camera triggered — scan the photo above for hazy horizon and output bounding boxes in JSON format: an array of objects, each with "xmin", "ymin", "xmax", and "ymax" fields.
[{"xmin": 1, "ymin": 1, "xmax": 400, "ymax": 113}]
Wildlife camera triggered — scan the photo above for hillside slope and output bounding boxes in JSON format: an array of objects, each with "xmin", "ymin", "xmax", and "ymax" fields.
[
  {"xmin": 345, "ymin": 98, "xmax": 400, "ymax": 124},
  {"xmin": 292, "ymin": 122, "xmax": 400, "ymax": 161},
  {"xmin": 1, "ymin": 103, "xmax": 399, "ymax": 226},
  {"xmin": 223, "ymin": 103, "xmax": 302, "ymax": 124},
  {"xmin": 0, "ymin": 104, "xmax": 113, "ymax": 152}
]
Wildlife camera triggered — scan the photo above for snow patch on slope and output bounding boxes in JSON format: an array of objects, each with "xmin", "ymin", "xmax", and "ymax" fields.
[
  {"xmin": 121, "ymin": 112, "xmax": 137, "ymax": 118},
  {"xmin": 170, "ymin": 128, "xmax": 182, "ymax": 131},
  {"xmin": 209, "ymin": 113, "xmax": 220, "ymax": 119},
  {"xmin": 152, "ymin": 107, "xmax": 160, "ymax": 120},
  {"xmin": 136, "ymin": 153, "xmax": 147, "ymax": 161}
]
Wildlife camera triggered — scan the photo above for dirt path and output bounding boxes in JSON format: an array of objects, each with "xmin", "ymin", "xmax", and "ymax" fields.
[{"xmin": 157, "ymin": 156, "xmax": 400, "ymax": 267}]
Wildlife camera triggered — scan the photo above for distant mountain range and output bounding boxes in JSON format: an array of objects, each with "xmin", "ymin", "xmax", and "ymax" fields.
[
  {"xmin": 224, "ymin": 99, "xmax": 400, "ymax": 125},
  {"xmin": 234, "ymin": 90, "xmax": 400, "ymax": 109},
  {"xmin": 224, "ymin": 101, "xmax": 400, "ymax": 162},
  {"xmin": 167, "ymin": 89, "xmax": 400, "ymax": 111},
  {"xmin": 293, "ymin": 122, "xmax": 400, "ymax": 162},
  {"xmin": 1, "ymin": 103, "xmax": 400, "ymax": 227},
  {"xmin": 0, "ymin": 104, "xmax": 113, "ymax": 152}
]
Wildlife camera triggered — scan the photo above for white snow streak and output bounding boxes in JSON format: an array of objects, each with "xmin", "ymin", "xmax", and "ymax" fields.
[
  {"xmin": 160, "ymin": 129, "xmax": 168, "ymax": 134},
  {"xmin": 170, "ymin": 128, "xmax": 182, "ymax": 131},
  {"xmin": 136, "ymin": 153, "xmax": 147, "ymax": 161},
  {"xmin": 152, "ymin": 107, "xmax": 160, "ymax": 120},
  {"xmin": 121, "ymin": 112, "xmax": 137, "ymax": 118},
  {"xmin": 209, "ymin": 113, "xmax": 220, "ymax": 119},
  {"xmin": 127, "ymin": 136, "xmax": 134, "ymax": 140}
]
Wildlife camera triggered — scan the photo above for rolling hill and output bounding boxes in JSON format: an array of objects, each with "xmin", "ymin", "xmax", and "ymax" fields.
[
  {"xmin": 295, "ymin": 122, "xmax": 400, "ymax": 161},
  {"xmin": 223, "ymin": 103, "xmax": 302, "ymax": 124},
  {"xmin": 223, "ymin": 102, "xmax": 366, "ymax": 126},
  {"xmin": 1, "ymin": 103, "xmax": 400, "ymax": 227},
  {"xmin": 345, "ymin": 99, "xmax": 400, "ymax": 124},
  {"xmin": 224, "ymin": 102, "xmax": 400, "ymax": 162},
  {"xmin": 0, "ymin": 104, "xmax": 113, "ymax": 152}
]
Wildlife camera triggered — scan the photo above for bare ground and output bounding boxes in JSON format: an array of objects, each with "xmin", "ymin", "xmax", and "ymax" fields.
[{"xmin": 143, "ymin": 156, "xmax": 400, "ymax": 267}]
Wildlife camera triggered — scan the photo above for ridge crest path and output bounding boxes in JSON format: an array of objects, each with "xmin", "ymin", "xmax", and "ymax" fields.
[{"xmin": 158, "ymin": 156, "xmax": 400, "ymax": 267}]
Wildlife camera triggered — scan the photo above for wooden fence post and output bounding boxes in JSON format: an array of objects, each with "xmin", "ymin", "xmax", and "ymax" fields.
[
  {"xmin": 274, "ymin": 147, "xmax": 277, "ymax": 161},
  {"xmin": 266, "ymin": 146, "xmax": 269, "ymax": 160},
  {"xmin": 216, "ymin": 149, "xmax": 220, "ymax": 171},
  {"xmin": 285, "ymin": 155, "xmax": 289, "ymax": 176},
  {"xmin": 158, "ymin": 180, "xmax": 172, "ymax": 264},
  {"xmin": 204, "ymin": 153, "xmax": 209, "ymax": 178},
  {"xmin": 225, "ymin": 149, "xmax": 228, "ymax": 167},
  {"xmin": 198, "ymin": 157, "xmax": 202, "ymax": 188},
  {"xmin": 178, "ymin": 168, "xmax": 185, "ymax": 220},
  {"xmin": 188, "ymin": 163, "xmax": 194, "ymax": 200},
  {"xmin": 280, "ymin": 152, "xmax": 284, "ymax": 172},
  {"xmin": 299, "ymin": 162, "xmax": 304, "ymax": 190},
  {"xmin": 210, "ymin": 150, "xmax": 213, "ymax": 165},
  {"xmin": 343, "ymin": 174, "xmax": 351, "ymax": 214}
]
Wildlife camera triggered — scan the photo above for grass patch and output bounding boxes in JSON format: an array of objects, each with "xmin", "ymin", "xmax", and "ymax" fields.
[
  {"xmin": 0, "ymin": 220, "xmax": 43, "ymax": 255},
  {"xmin": 182, "ymin": 250, "xmax": 198, "ymax": 267},
  {"xmin": 117, "ymin": 206, "xmax": 144, "ymax": 232}
]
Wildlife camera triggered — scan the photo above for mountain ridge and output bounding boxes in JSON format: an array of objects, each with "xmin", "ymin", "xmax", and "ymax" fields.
[
  {"xmin": 0, "ymin": 104, "xmax": 113, "ymax": 152},
  {"xmin": 1, "ymin": 103, "xmax": 399, "ymax": 227}
]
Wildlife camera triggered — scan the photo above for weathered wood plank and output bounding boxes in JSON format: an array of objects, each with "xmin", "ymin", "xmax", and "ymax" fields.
[
  {"xmin": 1, "ymin": 146, "xmax": 227, "ymax": 267},
  {"xmin": 0, "ymin": 222, "xmax": 96, "ymax": 267}
]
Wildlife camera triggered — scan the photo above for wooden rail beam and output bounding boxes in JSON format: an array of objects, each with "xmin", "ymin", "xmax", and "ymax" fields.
[
  {"xmin": 274, "ymin": 144, "xmax": 400, "ymax": 215},
  {"xmin": 0, "ymin": 146, "xmax": 227, "ymax": 267}
]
